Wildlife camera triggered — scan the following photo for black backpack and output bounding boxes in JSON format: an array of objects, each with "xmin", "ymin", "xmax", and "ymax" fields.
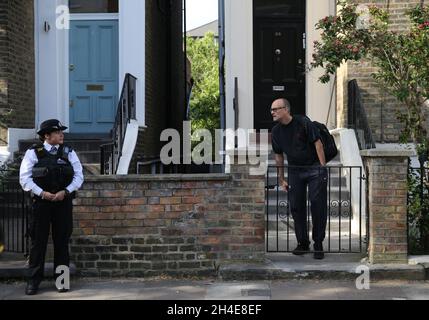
[{"xmin": 297, "ymin": 116, "xmax": 338, "ymax": 163}]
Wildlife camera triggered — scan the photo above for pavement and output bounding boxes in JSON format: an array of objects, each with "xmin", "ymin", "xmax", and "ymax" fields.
[
  {"xmin": 1, "ymin": 278, "xmax": 429, "ymax": 300},
  {"xmin": 2, "ymin": 252, "xmax": 429, "ymax": 300}
]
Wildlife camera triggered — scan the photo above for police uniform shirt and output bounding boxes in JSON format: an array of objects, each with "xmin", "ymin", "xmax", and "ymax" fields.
[{"xmin": 19, "ymin": 142, "xmax": 84, "ymax": 197}]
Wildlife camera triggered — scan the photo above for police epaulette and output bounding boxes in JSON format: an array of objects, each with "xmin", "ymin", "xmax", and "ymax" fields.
[
  {"xmin": 31, "ymin": 144, "xmax": 45, "ymax": 158},
  {"xmin": 59, "ymin": 145, "xmax": 73, "ymax": 162}
]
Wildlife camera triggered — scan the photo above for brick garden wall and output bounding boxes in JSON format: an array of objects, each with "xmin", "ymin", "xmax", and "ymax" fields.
[
  {"xmin": 338, "ymin": 0, "xmax": 427, "ymax": 143},
  {"xmin": 0, "ymin": 0, "xmax": 35, "ymax": 146},
  {"xmin": 70, "ymin": 164, "xmax": 265, "ymax": 277}
]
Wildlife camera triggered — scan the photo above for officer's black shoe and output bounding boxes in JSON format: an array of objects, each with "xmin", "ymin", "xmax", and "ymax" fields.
[
  {"xmin": 25, "ymin": 281, "xmax": 40, "ymax": 296},
  {"xmin": 292, "ymin": 243, "xmax": 310, "ymax": 256},
  {"xmin": 314, "ymin": 243, "xmax": 325, "ymax": 260}
]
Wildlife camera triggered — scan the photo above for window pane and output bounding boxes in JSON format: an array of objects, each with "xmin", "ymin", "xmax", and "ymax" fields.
[
  {"xmin": 69, "ymin": 0, "xmax": 119, "ymax": 13},
  {"xmin": 254, "ymin": 0, "xmax": 305, "ymax": 18}
]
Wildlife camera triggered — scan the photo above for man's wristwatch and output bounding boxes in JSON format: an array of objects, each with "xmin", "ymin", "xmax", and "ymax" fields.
[{"xmin": 64, "ymin": 189, "xmax": 71, "ymax": 198}]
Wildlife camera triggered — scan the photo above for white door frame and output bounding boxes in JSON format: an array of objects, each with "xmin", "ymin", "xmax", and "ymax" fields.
[{"xmin": 34, "ymin": 0, "xmax": 146, "ymax": 133}]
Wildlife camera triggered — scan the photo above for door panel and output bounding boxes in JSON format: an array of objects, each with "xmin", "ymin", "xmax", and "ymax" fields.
[
  {"xmin": 254, "ymin": 19, "xmax": 306, "ymax": 131},
  {"xmin": 69, "ymin": 20, "xmax": 119, "ymax": 133}
]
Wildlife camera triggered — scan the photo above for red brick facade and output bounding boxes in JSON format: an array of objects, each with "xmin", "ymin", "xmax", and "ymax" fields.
[{"xmin": 0, "ymin": 0, "xmax": 35, "ymax": 146}]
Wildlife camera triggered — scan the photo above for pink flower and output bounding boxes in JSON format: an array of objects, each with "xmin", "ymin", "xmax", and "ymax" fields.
[
  {"xmin": 347, "ymin": 44, "xmax": 353, "ymax": 49},
  {"xmin": 353, "ymin": 47, "xmax": 359, "ymax": 53}
]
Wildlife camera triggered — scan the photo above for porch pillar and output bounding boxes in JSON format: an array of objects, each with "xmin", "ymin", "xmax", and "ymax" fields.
[{"xmin": 361, "ymin": 148, "xmax": 414, "ymax": 264}]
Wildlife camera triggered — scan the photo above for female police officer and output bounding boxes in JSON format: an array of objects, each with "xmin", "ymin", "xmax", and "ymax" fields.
[{"xmin": 19, "ymin": 119, "xmax": 84, "ymax": 295}]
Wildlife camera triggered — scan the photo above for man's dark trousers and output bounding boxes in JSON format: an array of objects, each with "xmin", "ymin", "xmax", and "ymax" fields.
[
  {"xmin": 28, "ymin": 198, "xmax": 73, "ymax": 282},
  {"xmin": 288, "ymin": 166, "xmax": 328, "ymax": 245}
]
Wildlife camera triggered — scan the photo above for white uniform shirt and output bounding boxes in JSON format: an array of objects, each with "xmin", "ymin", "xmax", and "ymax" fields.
[{"xmin": 19, "ymin": 142, "xmax": 84, "ymax": 196}]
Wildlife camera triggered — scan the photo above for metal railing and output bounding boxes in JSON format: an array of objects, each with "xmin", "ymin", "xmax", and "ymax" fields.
[
  {"xmin": 266, "ymin": 165, "xmax": 367, "ymax": 254},
  {"xmin": 348, "ymin": 79, "xmax": 376, "ymax": 150},
  {"xmin": 408, "ymin": 164, "xmax": 429, "ymax": 254},
  {"xmin": 100, "ymin": 73, "xmax": 137, "ymax": 175},
  {"xmin": 0, "ymin": 170, "xmax": 31, "ymax": 255}
]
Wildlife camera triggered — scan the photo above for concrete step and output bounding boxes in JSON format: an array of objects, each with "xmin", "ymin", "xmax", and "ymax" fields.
[
  {"xmin": 17, "ymin": 137, "xmax": 112, "ymax": 167},
  {"xmin": 219, "ymin": 257, "xmax": 426, "ymax": 281},
  {"xmin": 18, "ymin": 139, "xmax": 110, "ymax": 153},
  {"xmin": 76, "ymin": 151, "xmax": 101, "ymax": 164},
  {"xmin": 265, "ymin": 175, "xmax": 348, "ymax": 187},
  {"xmin": 83, "ymin": 163, "xmax": 101, "ymax": 176},
  {"xmin": 266, "ymin": 189, "xmax": 351, "ymax": 200}
]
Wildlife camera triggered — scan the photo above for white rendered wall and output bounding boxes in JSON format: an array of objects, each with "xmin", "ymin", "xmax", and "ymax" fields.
[
  {"xmin": 224, "ymin": 0, "xmax": 337, "ymax": 131},
  {"xmin": 225, "ymin": 0, "xmax": 254, "ymax": 131}
]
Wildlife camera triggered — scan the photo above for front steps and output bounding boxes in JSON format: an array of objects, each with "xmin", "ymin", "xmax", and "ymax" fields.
[{"xmin": 16, "ymin": 134, "xmax": 111, "ymax": 175}]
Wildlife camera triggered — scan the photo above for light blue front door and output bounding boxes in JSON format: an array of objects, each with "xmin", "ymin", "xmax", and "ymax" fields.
[{"xmin": 69, "ymin": 20, "xmax": 119, "ymax": 133}]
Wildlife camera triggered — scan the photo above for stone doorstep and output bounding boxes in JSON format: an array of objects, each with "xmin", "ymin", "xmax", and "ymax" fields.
[
  {"xmin": 1, "ymin": 253, "xmax": 427, "ymax": 281},
  {"xmin": 218, "ymin": 258, "xmax": 428, "ymax": 282}
]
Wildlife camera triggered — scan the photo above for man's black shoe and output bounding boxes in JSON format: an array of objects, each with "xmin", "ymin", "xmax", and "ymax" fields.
[
  {"xmin": 314, "ymin": 243, "xmax": 325, "ymax": 260},
  {"xmin": 292, "ymin": 243, "xmax": 310, "ymax": 256},
  {"xmin": 25, "ymin": 281, "xmax": 40, "ymax": 296},
  {"xmin": 57, "ymin": 288, "xmax": 69, "ymax": 293}
]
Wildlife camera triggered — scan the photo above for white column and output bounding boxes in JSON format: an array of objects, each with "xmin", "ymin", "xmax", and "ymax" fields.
[
  {"xmin": 119, "ymin": 0, "xmax": 146, "ymax": 128},
  {"xmin": 306, "ymin": 0, "xmax": 337, "ymax": 127},
  {"xmin": 225, "ymin": 0, "xmax": 254, "ymax": 131},
  {"xmin": 34, "ymin": 0, "xmax": 69, "ymax": 129}
]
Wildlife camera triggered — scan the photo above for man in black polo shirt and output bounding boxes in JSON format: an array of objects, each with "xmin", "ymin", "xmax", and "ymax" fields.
[{"xmin": 271, "ymin": 98, "xmax": 328, "ymax": 260}]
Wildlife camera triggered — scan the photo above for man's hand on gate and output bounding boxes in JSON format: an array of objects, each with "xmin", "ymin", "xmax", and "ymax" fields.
[{"xmin": 279, "ymin": 179, "xmax": 289, "ymax": 192}]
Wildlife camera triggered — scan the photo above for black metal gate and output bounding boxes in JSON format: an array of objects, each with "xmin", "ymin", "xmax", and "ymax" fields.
[
  {"xmin": 0, "ymin": 170, "xmax": 31, "ymax": 255},
  {"xmin": 266, "ymin": 165, "xmax": 368, "ymax": 254},
  {"xmin": 407, "ymin": 164, "xmax": 429, "ymax": 254}
]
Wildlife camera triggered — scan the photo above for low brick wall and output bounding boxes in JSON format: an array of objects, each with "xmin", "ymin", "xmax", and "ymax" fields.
[{"xmin": 71, "ymin": 165, "xmax": 266, "ymax": 277}]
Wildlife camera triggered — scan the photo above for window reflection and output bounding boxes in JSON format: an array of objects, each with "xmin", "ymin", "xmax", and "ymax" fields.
[
  {"xmin": 254, "ymin": 0, "xmax": 305, "ymax": 17},
  {"xmin": 69, "ymin": 0, "xmax": 119, "ymax": 13}
]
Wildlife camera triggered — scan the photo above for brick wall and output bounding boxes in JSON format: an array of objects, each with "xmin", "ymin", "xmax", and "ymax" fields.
[
  {"xmin": 338, "ymin": 0, "xmax": 424, "ymax": 143},
  {"xmin": 70, "ymin": 162, "xmax": 265, "ymax": 277},
  {"xmin": 0, "ymin": 0, "xmax": 35, "ymax": 146},
  {"xmin": 131, "ymin": 0, "xmax": 185, "ymax": 173}
]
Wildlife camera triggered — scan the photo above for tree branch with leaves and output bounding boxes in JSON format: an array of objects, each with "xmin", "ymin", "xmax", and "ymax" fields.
[{"xmin": 310, "ymin": 0, "xmax": 429, "ymax": 160}]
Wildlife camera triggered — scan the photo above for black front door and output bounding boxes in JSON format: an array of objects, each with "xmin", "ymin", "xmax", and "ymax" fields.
[{"xmin": 254, "ymin": 20, "xmax": 306, "ymax": 131}]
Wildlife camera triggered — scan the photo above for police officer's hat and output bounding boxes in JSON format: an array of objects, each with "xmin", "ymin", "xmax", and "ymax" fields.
[{"xmin": 37, "ymin": 119, "xmax": 68, "ymax": 136}]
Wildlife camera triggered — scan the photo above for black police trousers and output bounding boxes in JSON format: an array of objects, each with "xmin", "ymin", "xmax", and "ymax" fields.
[
  {"xmin": 28, "ymin": 197, "xmax": 73, "ymax": 282},
  {"xmin": 288, "ymin": 166, "xmax": 328, "ymax": 245}
]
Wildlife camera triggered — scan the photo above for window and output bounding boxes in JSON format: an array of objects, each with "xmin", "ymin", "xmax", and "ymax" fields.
[
  {"xmin": 254, "ymin": 0, "xmax": 305, "ymax": 18},
  {"xmin": 69, "ymin": 0, "xmax": 119, "ymax": 14}
]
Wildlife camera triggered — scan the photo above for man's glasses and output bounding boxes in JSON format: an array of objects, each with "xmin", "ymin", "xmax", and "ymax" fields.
[{"xmin": 271, "ymin": 107, "xmax": 285, "ymax": 113}]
